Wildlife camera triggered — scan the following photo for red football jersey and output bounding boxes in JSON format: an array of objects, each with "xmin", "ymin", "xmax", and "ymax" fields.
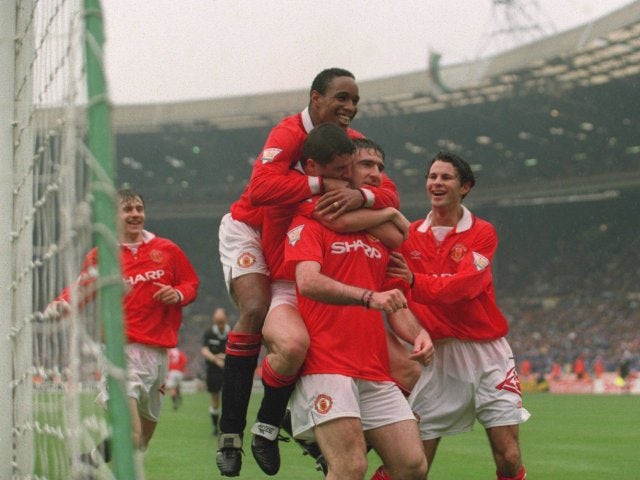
[
  {"xmin": 168, "ymin": 348, "xmax": 188, "ymax": 372},
  {"xmin": 229, "ymin": 108, "xmax": 369, "ymax": 228},
  {"xmin": 400, "ymin": 207, "xmax": 509, "ymax": 341},
  {"xmin": 284, "ymin": 215, "xmax": 396, "ymax": 381},
  {"xmin": 58, "ymin": 231, "xmax": 199, "ymax": 348}
]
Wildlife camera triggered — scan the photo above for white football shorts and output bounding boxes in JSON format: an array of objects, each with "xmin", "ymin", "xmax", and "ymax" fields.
[
  {"xmin": 268, "ymin": 280, "xmax": 298, "ymax": 314},
  {"xmin": 97, "ymin": 343, "xmax": 169, "ymax": 422},
  {"xmin": 165, "ymin": 369, "xmax": 184, "ymax": 389},
  {"xmin": 409, "ymin": 337, "xmax": 531, "ymax": 440},
  {"xmin": 218, "ymin": 213, "xmax": 269, "ymax": 293},
  {"xmin": 290, "ymin": 374, "xmax": 415, "ymax": 442}
]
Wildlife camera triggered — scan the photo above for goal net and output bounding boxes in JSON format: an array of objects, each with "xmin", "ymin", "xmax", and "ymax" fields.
[{"xmin": 3, "ymin": 0, "xmax": 135, "ymax": 478}]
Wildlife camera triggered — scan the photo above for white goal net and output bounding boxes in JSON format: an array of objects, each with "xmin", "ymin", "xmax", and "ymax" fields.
[{"xmin": 3, "ymin": 1, "xmax": 133, "ymax": 478}]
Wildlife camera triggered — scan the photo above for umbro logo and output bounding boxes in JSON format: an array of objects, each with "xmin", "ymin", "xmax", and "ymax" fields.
[
  {"xmin": 257, "ymin": 424, "xmax": 277, "ymax": 436},
  {"xmin": 409, "ymin": 250, "xmax": 421, "ymax": 259},
  {"xmin": 496, "ymin": 367, "xmax": 522, "ymax": 396}
]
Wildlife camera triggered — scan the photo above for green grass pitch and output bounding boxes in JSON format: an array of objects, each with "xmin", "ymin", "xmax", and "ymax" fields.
[{"xmin": 144, "ymin": 392, "xmax": 640, "ymax": 479}]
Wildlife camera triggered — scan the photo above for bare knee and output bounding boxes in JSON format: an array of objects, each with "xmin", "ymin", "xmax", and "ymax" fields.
[
  {"xmin": 388, "ymin": 454, "xmax": 428, "ymax": 480},
  {"xmin": 263, "ymin": 305, "xmax": 310, "ymax": 370},
  {"xmin": 277, "ymin": 332, "xmax": 309, "ymax": 365},
  {"xmin": 328, "ymin": 455, "xmax": 368, "ymax": 479}
]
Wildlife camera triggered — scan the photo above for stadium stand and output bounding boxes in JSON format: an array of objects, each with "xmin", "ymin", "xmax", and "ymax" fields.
[{"xmin": 111, "ymin": 1, "xmax": 640, "ymax": 380}]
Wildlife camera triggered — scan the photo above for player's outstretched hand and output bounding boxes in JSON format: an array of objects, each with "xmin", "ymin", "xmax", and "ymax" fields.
[{"xmin": 43, "ymin": 300, "xmax": 71, "ymax": 320}]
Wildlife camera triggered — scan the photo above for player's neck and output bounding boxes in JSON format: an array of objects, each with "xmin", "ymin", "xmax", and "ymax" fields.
[
  {"xmin": 430, "ymin": 205, "xmax": 462, "ymax": 227},
  {"xmin": 120, "ymin": 232, "xmax": 143, "ymax": 244}
]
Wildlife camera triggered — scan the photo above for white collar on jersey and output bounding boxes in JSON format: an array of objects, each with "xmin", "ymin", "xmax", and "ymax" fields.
[
  {"xmin": 292, "ymin": 107, "xmax": 315, "ymax": 174},
  {"xmin": 417, "ymin": 205, "xmax": 473, "ymax": 233},
  {"xmin": 301, "ymin": 107, "xmax": 314, "ymax": 134}
]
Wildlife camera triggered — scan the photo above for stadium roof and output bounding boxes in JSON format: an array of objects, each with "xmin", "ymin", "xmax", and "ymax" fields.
[
  {"xmin": 112, "ymin": 0, "xmax": 640, "ymax": 132},
  {"xmin": 112, "ymin": 1, "xmax": 640, "ymax": 218}
]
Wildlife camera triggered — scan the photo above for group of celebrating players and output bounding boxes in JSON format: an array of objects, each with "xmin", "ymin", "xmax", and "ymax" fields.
[{"xmin": 214, "ymin": 67, "xmax": 530, "ymax": 480}]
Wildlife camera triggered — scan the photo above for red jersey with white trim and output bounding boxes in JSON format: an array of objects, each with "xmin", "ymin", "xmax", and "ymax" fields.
[
  {"xmin": 284, "ymin": 215, "xmax": 397, "ymax": 381},
  {"xmin": 229, "ymin": 108, "xmax": 367, "ymax": 228},
  {"xmin": 168, "ymin": 348, "xmax": 188, "ymax": 372},
  {"xmin": 262, "ymin": 171, "xmax": 400, "ymax": 281},
  {"xmin": 400, "ymin": 206, "xmax": 508, "ymax": 341},
  {"xmin": 58, "ymin": 232, "xmax": 199, "ymax": 348}
]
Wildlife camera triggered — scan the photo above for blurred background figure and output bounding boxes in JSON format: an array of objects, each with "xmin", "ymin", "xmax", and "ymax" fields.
[
  {"xmin": 167, "ymin": 347, "xmax": 189, "ymax": 410},
  {"xmin": 202, "ymin": 308, "xmax": 230, "ymax": 435}
]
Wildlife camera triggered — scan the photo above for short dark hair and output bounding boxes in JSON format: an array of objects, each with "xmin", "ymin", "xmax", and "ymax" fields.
[
  {"xmin": 428, "ymin": 151, "xmax": 476, "ymax": 189},
  {"xmin": 352, "ymin": 137, "xmax": 385, "ymax": 161},
  {"xmin": 118, "ymin": 188, "xmax": 144, "ymax": 206},
  {"xmin": 310, "ymin": 68, "xmax": 355, "ymax": 96},
  {"xmin": 302, "ymin": 123, "xmax": 355, "ymax": 166}
]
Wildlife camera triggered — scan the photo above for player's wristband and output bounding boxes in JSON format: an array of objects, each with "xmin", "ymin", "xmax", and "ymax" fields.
[
  {"xmin": 357, "ymin": 188, "xmax": 367, "ymax": 208},
  {"xmin": 360, "ymin": 289, "xmax": 370, "ymax": 307},
  {"xmin": 364, "ymin": 290, "xmax": 374, "ymax": 309}
]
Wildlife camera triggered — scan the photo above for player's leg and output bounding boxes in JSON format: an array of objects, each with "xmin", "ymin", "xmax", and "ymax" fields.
[
  {"xmin": 175, "ymin": 374, "xmax": 182, "ymax": 408},
  {"xmin": 137, "ymin": 344, "xmax": 166, "ymax": 449},
  {"xmin": 475, "ymin": 338, "xmax": 530, "ymax": 480},
  {"xmin": 281, "ymin": 409, "xmax": 328, "ymax": 475},
  {"xmin": 222, "ymin": 272, "xmax": 269, "ymax": 434},
  {"xmin": 217, "ymin": 272, "xmax": 269, "ymax": 473},
  {"xmin": 486, "ymin": 425, "xmax": 526, "ymax": 480},
  {"xmin": 251, "ymin": 289, "xmax": 309, "ymax": 475},
  {"xmin": 315, "ymin": 417, "xmax": 368, "ymax": 480},
  {"xmin": 360, "ymin": 380, "xmax": 427, "ymax": 480},
  {"xmin": 365, "ymin": 329, "xmax": 423, "ymax": 479},
  {"xmin": 139, "ymin": 415, "xmax": 158, "ymax": 451},
  {"xmin": 290, "ymin": 374, "xmax": 370, "ymax": 479},
  {"xmin": 216, "ymin": 214, "xmax": 271, "ymax": 476},
  {"xmin": 128, "ymin": 397, "xmax": 143, "ymax": 449},
  {"xmin": 208, "ymin": 374, "xmax": 222, "ymax": 435},
  {"xmin": 166, "ymin": 371, "xmax": 178, "ymax": 409},
  {"xmin": 423, "ymin": 438, "xmax": 440, "ymax": 473},
  {"xmin": 366, "ymin": 419, "xmax": 427, "ymax": 480}
]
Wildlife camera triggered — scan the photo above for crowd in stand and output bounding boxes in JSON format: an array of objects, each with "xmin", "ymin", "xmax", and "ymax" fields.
[{"xmin": 496, "ymin": 200, "xmax": 640, "ymax": 379}]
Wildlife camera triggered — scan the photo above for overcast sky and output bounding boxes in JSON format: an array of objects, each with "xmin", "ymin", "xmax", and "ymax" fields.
[{"xmin": 101, "ymin": 0, "xmax": 633, "ymax": 105}]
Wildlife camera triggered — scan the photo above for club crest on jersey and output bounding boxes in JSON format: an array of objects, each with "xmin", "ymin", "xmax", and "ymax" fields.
[
  {"xmin": 472, "ymin": 251, "xmax": 490, "ymax": 271},
  {"xmin": 287, "ymin": 224, "xmax": 304, "ymax": 247},
  {"xmin": 149, "ymin": 249, "xmax": 163, "ymax": 263},
  {"xmin": 365, "ymin": 233, "xmax": 381, "ymax": 243},
  {"xmin": 237, "ymin": 252, "xmax": 256, "ymax": 268},
  {"xmin": 313, "ymin": 394, "xmax": 333, "ymax": 415},
  {"xmin": 260, "ymin": 148, "xmax": 283, "ymax": 164},
  {"xmin": 449, "ymin": 243, "xmax": 467, "ymax": 262},
  {"xmin": 496, "ymin": 367, "xmax": 522, "ymax": 396}
]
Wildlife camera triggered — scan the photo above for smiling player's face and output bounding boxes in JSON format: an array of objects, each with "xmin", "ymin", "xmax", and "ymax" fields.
[
  {"xmin": 311, "ymin": 76, "xmax": 360, "ymax": 130},
  {"xmin": 118, "ymin": 196, "xmax": 145, "ymax": 243}
]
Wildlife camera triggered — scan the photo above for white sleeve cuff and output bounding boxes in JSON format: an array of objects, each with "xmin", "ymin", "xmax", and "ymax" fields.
[
  {"xmin": 359, "ymin": 187, "xmax": 375, "ymax": 208},
  {"xmin": 309, "ymin": 176, "xmax": 322, "ymax": 195}
]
